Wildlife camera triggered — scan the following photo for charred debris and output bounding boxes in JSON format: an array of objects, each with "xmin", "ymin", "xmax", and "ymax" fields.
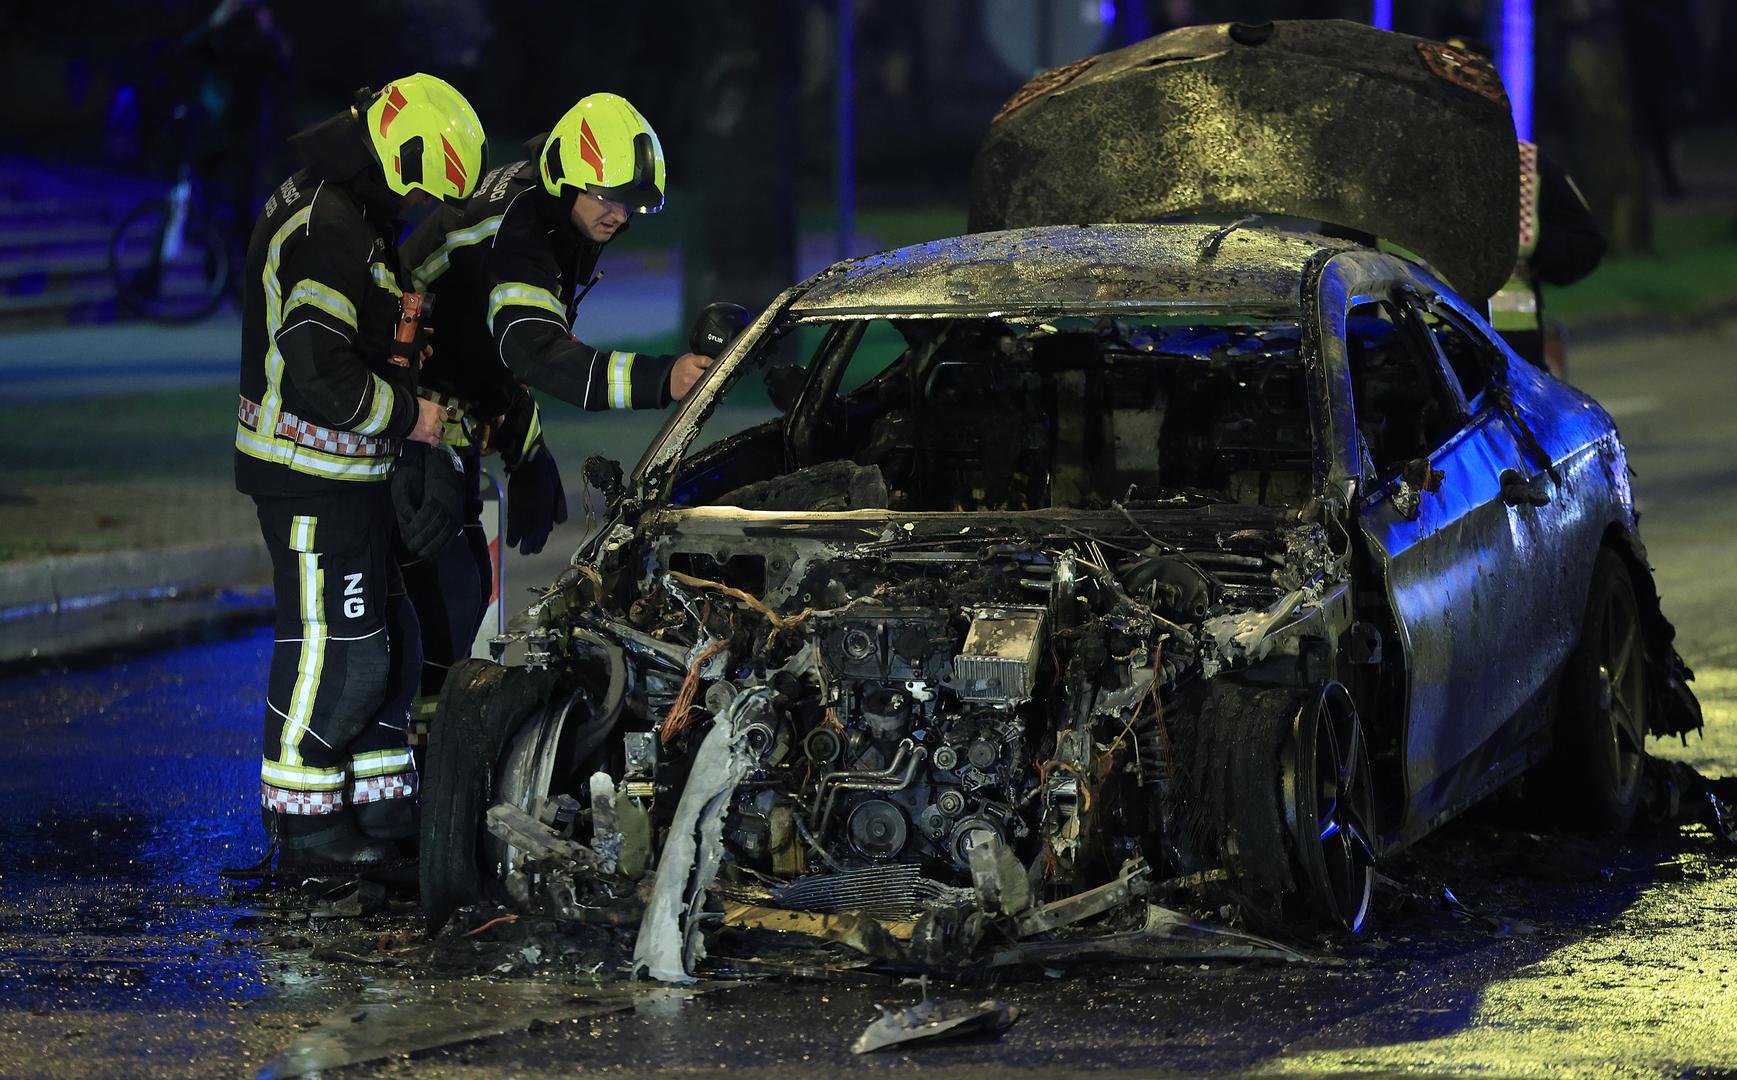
[{"xmin": 438, "ymin": 493, "xmax": 1352, "ymax": 981}]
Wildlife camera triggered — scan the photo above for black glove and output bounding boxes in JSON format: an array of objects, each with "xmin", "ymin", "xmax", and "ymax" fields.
[
  {"xmin": 392, "ymin": 441, "xmax": 465, "ymax": 559},
  {"xmin": 494, "ymin": 390, "xmax": 542, "ymax": 472},
  {"xmin": 507, "ymin": 448, "xmax": 567, "ymax": 556},
  {"xmin": 497, "ymin": 391, "xmax": 567, "ymax": 556}
]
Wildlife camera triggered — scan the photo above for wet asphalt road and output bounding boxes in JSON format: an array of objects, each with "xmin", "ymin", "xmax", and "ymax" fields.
[{"xmin": 1, "ymin": 320, "xmax": 1735, "ymax": 1078}]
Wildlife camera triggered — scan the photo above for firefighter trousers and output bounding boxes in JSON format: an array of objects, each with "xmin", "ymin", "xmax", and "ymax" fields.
[
  {"xmin": 398, "ymin": 442, "xmax": 491, "ymax": 749},
  {"xmin": 254, "ymin": 486, "xmax": 421, "ymax": 820}
]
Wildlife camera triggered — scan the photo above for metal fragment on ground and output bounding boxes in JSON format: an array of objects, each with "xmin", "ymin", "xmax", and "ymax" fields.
[
  {"xmin": 307, "ymin": 879, "xmax": 386, "ymax": 920},
  {"xmin": 851, "ymin": 997, "xmax": 1021, "ymax": 1054},
  {"xmin": 990, "ymin": 904, "xmax": 1315, "ymax": 967},
  {"xmin": 485, "ymin": 803, "xmax": 597, "ymax": 867},
  {"xmin": 1012, "ymin": 855, "xmax": 1149, "ymax": 936}
]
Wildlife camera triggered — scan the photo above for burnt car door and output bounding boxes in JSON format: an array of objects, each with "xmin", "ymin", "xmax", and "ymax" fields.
[
  {"xmin": 1397, "ymin": 289, "xmax": 1577, "ymax": 752},
  {"xmin": 1340, "ymin": 289, "xmax": 1539, "ymax": 832}
]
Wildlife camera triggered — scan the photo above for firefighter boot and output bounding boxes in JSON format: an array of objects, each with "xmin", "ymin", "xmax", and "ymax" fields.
[
  {"xmin": 267, "ymin": 809, "xmax": 399, "ymax": 870},
  {"xmin": 354, "ymin": 797, "xmax": 418, "ymax": 845}
]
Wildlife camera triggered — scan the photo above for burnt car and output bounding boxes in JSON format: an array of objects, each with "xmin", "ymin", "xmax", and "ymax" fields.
[
  {"xmin": 418, "ymin": 21, "xmax": 1700, "ymax": 969},
  {"xmin": 422, "ymin": 220, "xmax": 1701, "ymax": 967}
]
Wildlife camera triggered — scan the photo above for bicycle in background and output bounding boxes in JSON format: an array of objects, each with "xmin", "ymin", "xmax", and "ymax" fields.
[{"xmin": 107, "ymin": 102, "xmax": 234, "ymax": 323}]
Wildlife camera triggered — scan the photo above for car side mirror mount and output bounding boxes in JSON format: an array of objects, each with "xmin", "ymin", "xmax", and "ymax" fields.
[
  {"xmin": 582, "ymin": 454, "xmax": 626, "ymax": 508},
  {"xmin": 1391, "ymin": 457, "xmax": 1444, "ymax": 522}
]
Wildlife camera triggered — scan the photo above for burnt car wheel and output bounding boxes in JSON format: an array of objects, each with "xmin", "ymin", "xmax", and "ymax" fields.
[
  {"xmin": 419, "ymin": 659, "xmax": 565, "ymax": 930},
  {"xmin": 1541, "ymin": 547, "xmax": 1648, "ymax": 831},
  {"xmin": 1282, "ymin": 682, "xmax": 1376, "ymax": 934}
]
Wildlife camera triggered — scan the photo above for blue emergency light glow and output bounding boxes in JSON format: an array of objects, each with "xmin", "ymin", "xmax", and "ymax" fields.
[
  {"xmin": 1098, "ymin": 0, "xmax": 1116, "ymax": 24},
  {"xmin": 1498, "ymin": 0, "xmax": 1533, "ymax": 141},
  {"xmin": 1371, "ymin": 0, "xmax": 1393, "ymax": 32}
]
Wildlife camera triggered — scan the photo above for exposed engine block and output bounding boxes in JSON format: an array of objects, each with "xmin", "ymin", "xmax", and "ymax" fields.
[{"xmin": 722, "ymin": 605, "xmax": 1049, "ymax": 877}]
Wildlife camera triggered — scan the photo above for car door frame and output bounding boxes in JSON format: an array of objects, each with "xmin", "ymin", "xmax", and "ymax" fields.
[{"xmin": 1315, "ymin": 251, "xmax": 1546, "ymax": 842}]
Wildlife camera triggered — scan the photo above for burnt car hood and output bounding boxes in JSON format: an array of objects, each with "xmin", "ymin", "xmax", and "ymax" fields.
[{"xmin": 969, "ymin": 19, "xmax": 1518, "ymax": 305}]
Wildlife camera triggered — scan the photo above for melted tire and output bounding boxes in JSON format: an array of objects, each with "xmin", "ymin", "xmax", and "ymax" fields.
[
  {"xmin": 418, "ymin": 659, "xmax": 563, "ymax": 930},
  {"xmin": 1172, "ymin": 682, "xmax": 1302, "ymax": 931}
]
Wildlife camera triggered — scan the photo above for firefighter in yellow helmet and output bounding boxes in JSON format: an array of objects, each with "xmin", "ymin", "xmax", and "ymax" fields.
[
  {"xmin": 235, "ymin": 73, "xmax": 485, "ymax": 870},
  {"xmin": 395, "ymin": 94, "xmax": 715, "ymax": 751}
]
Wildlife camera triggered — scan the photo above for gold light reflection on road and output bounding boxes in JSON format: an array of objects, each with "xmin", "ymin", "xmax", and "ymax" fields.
[
  {"xmin": 1270, "ymin": 862, "xmax": 1737, "ymax": 1077},
  {"xmin": 1271, "ymin": 669, "xmax": 1737, "ymax": 1078}
]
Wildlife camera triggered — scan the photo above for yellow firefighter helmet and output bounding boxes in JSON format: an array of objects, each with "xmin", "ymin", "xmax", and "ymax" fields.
[
  {"xmin": 363, "ymin": 73, "xmax": 487, "ymax": 204},
  {"xmin": 540, "ymin": 93, "xmax": 666, "ymax": 213}
]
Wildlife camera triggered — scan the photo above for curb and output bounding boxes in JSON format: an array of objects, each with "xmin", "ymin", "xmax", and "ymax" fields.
[{"xmin": 0, "ymin": 541, "xmax": 272, "ymax": 667}]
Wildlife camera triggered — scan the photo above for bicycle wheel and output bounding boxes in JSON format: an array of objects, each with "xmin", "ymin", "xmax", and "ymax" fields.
[{"xmin": 109, "ymin": 198, "xmax": 232, "ymax": 322}]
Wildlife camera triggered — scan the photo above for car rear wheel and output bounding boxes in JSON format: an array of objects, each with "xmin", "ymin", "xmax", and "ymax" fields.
[
  {"xmin": 1542, "ymin": 547, "xmax": 1647, "ymax": 831},
  {"xmin": 1282, "ymin": 682, "xmax": 1377, "ymax": 934}
]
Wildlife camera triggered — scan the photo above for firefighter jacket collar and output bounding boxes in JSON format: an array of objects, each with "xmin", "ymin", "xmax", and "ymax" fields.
[{"xmin": 291, "ymin": 108, "xmax": 402, "ymax": 221}]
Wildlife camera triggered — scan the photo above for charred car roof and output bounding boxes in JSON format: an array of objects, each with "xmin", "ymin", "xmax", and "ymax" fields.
[{"xmin": 785, "ymin": 222, "xmax": 1359, "ymax": 319}]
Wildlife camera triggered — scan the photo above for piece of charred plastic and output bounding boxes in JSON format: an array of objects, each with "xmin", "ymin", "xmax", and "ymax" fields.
[
  {"xmin": 583, "ymin": 454, "xmax": 626, "ymax": 505},
  {"xmin": 852, "ymin": 996, "xmax": 1020, "ymax": 1054}
]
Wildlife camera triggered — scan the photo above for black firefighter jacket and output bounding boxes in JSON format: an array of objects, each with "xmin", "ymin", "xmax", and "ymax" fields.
[
  {"xmin": 234, "ymin": 114, "xmax": 419, "ymax": 499},
  {"xmin": 400, "ymin": 144, "xmax": 676, "ymax": 426}
]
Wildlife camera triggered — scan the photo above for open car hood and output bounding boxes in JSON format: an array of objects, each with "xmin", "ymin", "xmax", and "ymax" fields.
[{"xmin": 969, "ymin": 19, "xmax": 1518, "ymax": 304}]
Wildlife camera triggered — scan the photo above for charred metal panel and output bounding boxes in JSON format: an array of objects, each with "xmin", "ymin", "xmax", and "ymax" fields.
[
  {"xmin": 972, "ymin": 20, "xmax": 1518, "ymax": 305},
  {"xmin": 1490, "ymin": 359, "xmax": 1629, "ymax": 734}
]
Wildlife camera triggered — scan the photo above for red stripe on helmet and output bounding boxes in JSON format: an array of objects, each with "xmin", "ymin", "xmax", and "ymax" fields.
[
  {"xmin": 442, "ymin": 135, "xmax": 467, "ymax": 191},
  {"xmin": 378, "ymin": 86, "xmax": 409, "ymax": 138},
  {"xmin": 578, "ymin": 118, "xmax": 606, "ymax": 183}
]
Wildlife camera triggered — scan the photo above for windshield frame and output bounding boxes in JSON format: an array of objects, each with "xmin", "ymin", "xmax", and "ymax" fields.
[{"xmin": 630, "ymin": 297, "xmax": 1323, "ymax": 516}]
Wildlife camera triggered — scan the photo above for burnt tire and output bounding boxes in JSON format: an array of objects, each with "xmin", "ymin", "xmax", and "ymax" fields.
[
  {"xmin": 419, "ymin": 658, "xmax": 563, "ymax": 930},
  {"xmin": 1537, "ymin": 547, "xmax": 1648, "ymax": 832},
  {"xmin": 1174, "ymin": 681, "xmax": 1376, "ymax": 935},
  {"xmin": 1172, "ymin": 683, "xmax": 1303, "ymax": 930}
]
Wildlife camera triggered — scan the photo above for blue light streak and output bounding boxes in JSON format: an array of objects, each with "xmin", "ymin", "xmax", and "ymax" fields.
[
  {"xmin": 1498, "ymin": 0, "xmax": 1533, "ymax": 141},
  {"xmin": 1371, "ymin": 0, "xmax": 1393, "ymax": 32}
]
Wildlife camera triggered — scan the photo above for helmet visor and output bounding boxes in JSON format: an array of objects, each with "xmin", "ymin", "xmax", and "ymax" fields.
[{"xmin": 583, "ymin": 132, "xmax": 664, "ymax": 214}]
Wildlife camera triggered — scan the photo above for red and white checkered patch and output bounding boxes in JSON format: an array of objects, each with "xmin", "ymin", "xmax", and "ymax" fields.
[
  {"xmin": 1517, "ymin": 141, "xmax": 1539, "ymax": 255},
  {"xmin": 351, "ymin": 772, "xmax": 418, "ymax": 805},
  {"xmin": 237, "ymin": 396, "xmax": 396, "ymax": 458},
  {"xmin": 275, "ymin": 415, "xmax": 393, "ymax": 458},
  {"xmin": 261, "ymin": 782, "xmax": 343, "ymax": 815}
]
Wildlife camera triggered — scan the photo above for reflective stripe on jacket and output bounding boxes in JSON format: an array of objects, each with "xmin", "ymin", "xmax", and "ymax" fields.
[{"xmin": 235, "ymin": 170, "xmax": 416, "ymax": 495}]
